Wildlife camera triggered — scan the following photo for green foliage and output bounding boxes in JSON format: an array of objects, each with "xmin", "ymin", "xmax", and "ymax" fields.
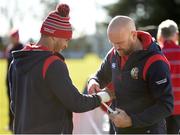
[{"xmin": 105, "ymin": 0, "xmax": 180, "ymax": 27}]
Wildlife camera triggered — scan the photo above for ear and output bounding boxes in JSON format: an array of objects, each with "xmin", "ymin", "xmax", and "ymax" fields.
[
  {"xmin": 131, "ymin": 31, "xmax": 137, "ymax": 41},
  {"xmin": 157, "ymin": 36, "xmax": 165, "ymax": 48},
  {"xmin": 50, "ymin": 36, "xmax": 56, "ymax": 41},
  {"xmin": 50, "ymin": 37, "xmax": 58, "ymax": 45},
  {"xmin": 175, "ymin": 32, "xmax": 179, "ymax": 43},
  {"xmin": 157, "ymin": 36, "xmax": 163, "ymax": 44}
]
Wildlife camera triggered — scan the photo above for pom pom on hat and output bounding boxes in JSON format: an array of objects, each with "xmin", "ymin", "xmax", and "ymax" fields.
[
  {"xmin": 56, "ymin": 4, "xmax": 70, "ymax": 17},
  {"xmin": 40, "ymin": 3, "xmax": 72, "ymax": 39}
]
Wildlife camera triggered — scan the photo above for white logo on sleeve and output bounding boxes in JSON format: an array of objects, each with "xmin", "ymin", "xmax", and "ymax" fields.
[
  {"xmin": 112, "ymin": 63, "xmax": 116, "ymax": 69},
  {"xmin": 156, "ymin": 78, "xmax": 167, "ymax": 85}
]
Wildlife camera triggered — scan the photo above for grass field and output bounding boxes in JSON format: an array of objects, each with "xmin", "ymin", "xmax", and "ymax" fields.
[{"xmin": 0, "ymin": 54, "xmax": 102, "ymax": 134}]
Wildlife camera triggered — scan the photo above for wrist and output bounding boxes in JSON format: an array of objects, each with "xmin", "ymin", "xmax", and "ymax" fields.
[
  {"xmin": 97, "ymin": 91, "xmax": 111, "ymax": 102},
  {"xmin": 88, "ymin": 78, "xmax": 99, "ymax": 85}
]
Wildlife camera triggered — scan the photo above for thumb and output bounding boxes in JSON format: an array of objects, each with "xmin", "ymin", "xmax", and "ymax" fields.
[
  {"xmin": 94, "ymin": 85, "xmax": 101, "ymax": 92},
  {"xmin": 115, "ymin": 108, "xmax": 124, "ymax": 113}
]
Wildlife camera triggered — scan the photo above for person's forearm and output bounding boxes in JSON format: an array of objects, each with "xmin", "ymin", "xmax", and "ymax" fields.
[{"xmin": 89, "ymin": 73, "xmax": 110, "ymax": 88}]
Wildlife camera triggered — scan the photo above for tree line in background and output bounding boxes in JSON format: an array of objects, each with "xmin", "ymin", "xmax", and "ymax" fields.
[
  {"xmin": 0, "ymin": 0, "xmax": 180, "ymax": 58},
  {"xmin": 66, "ymin": 0, "xmax": 180, "ymax": 56},
  {"xmin": 104, "ymin": 0, "xmax": 180, "ymax": 43},
  {"xmin": 105, "ymin": 0, "xmax": 180, "ymax": 28}
]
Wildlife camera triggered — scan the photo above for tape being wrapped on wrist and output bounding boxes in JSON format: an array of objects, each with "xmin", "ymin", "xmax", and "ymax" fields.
[{"xmin": 97, "ymin": 91, "xmax": 111, "ymax": 102}]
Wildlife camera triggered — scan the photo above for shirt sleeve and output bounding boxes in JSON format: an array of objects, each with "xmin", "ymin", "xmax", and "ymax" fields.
[
  {"xmin": 45, "ymin": 60, "xmax": 101, "ymax": 113},
  {"xmin": 129, "ymin": 60, "xmax": 174, "ymax": 128},
  {"xmin": 8, "ymin": 62, "xmax": 15, "ymax": 115},
  {"xmin": 89, "ymin": 49, "xmax": 113, "ymax": 88}
]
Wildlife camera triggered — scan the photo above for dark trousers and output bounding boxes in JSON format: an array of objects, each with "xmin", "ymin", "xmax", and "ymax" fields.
[{"xmin": 166, "ymin": 115, "xmax": 180, "ymax": 134}]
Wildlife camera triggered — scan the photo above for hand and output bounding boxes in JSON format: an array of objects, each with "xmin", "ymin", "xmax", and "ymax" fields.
[
  {"xmin": 109, "ymin": 108, "xmax": 132, "ymax": 128},
  {"xmin": 87, "ymin": 79, "xmax": 101, "ymax": 94}
]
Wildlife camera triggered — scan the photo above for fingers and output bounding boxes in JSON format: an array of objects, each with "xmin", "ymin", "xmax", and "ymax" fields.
[
  {"xmin": 109, "ymin": 112, "xmax": 117, "ymax": 120},
  {"xmin": 108, "ymin": 108, "xmax": 120, "ymax": 120},
  {"xmin": 109, "ymin": 112, "xmax": 121, "ymax": 127},
  {"xmin": 115, "ymin": 108, "xmax": 124, "ymax": 113},
  {"xmin": 108, "ymin": 108, "xmax": 132, "ymax": 128},
  {"xmin": 89, "ymin": 85, "xmax": 101, "ymax": 94},
  {"xmin": 87, "ymin": 79, "xmax": 100, "ymax": 94}
]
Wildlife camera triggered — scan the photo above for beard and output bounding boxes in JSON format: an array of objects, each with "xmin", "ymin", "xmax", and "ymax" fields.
[
  {"xmin": 122, "ymin": 42, "xmax": 134, "ymax": 56},
  {"xmin": 123, "ymin": 49, "xmax": 132, "ymax": 55}
]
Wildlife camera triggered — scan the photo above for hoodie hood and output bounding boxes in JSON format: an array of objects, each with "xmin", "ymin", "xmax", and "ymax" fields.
[
  {"xmin": 12, "ymin": 45, "xmax": 53, "ymax": 74},
  {"xmin": 137, "ymin": 31, "xmax": 161, "ymax": 52},
  {"xmin": 122, "ymin": 31, "xmax": 162, "ymax": 66}
]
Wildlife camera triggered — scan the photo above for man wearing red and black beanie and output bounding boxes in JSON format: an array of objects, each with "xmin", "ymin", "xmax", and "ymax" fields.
[{"xmin": 8, "ymin": 3, "xmax": 113, "ymax": 134}]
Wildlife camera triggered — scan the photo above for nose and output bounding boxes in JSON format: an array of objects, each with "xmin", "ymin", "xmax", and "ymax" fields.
[
  {"xmin": 113, "ymin": 44, "xmax": 120, "ymax": 50},
  {"xmin": 64, "ymin": 44, "xmax": 68, "ymax": 49}
]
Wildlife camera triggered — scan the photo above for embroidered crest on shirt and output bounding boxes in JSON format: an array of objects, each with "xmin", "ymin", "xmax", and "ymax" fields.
[{"xmin": 130, "ymin": 67, "xmax": 139, "ymax": 79}]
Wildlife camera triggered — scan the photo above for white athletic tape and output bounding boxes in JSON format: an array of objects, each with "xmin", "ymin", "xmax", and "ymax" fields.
[
  {"xmin": 101, "ymin": 102, "xmax": 119, "ymax": 114},
  {"xmin": 97, "ymin": 91, "xmax": 111, "ymax": 102},
  {"xmin": 101, "ymin": 102, "xmax": 114, "ymax": 113}
]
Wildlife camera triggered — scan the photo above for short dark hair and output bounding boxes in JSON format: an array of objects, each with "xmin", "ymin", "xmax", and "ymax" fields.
[{"xmin": 157, "ymin": 19, "xmax": 179, "ymax": 39}]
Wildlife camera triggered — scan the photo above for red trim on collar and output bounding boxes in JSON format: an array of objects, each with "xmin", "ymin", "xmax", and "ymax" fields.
[
  {"xmin": 22, "ymin": 44, "xmax": 50, "ymax": 51},
  {"xmin": 137, "ymin": 31, "xmax": 152, "ymax": 50},
  {"xmin": 120, "ymin": 56, "xmax": 128, "ymax": 69},
  {"xmin": 42, "ymin": 55, "xmax": 64, "ymax": 79}
]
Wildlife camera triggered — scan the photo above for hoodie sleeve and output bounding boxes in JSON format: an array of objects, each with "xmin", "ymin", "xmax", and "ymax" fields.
[
  {"xmin": 45, "ymin": 60, "xmax": 101, "ymax": 113},
  {"xmin": 129, "ymin": 60, "xmax": 174, "ymax": 128},
  {"xmin": 8, "ymin": 62, "xmax": 15, "ymax": 115},
  {"xmin": 89, "ymin": 49, "xmax": 113, "ymax": 88}
]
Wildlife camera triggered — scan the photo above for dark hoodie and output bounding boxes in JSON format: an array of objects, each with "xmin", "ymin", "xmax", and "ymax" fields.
[
  {"xmin": 90, "ymin": 31, "xmax": 174, "ymax": 134},
  {"xmin": 9, "ymin": 45, "xmax": 101, "ymax": 134}
]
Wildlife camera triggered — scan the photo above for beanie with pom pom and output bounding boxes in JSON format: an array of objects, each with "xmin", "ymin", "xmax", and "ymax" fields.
[{"xmin": 40, "ymin": 3, "xmax": 72, "ymax": 39}]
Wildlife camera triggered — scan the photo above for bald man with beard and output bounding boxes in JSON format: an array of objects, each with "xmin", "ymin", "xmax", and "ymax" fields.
[{"xmin": 87, "ymin": 16, "xmax": 174, "ymax": 134}]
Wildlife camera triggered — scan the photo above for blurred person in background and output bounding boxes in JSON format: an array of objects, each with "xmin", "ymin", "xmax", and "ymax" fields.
[
  {"xmin": 5, "ymin": 29, "xmax": 23, "ymax": 131},
  {"xmin": 88, "ymin": 15, "xmax": 174, "ymax": 134},
  {"xmin": 157, "ymin": 19, "xmax": 180, "ymax": 134},
  {"xmin": 8, "ymin": 3, "xmax": 113, "ymax": 134}
]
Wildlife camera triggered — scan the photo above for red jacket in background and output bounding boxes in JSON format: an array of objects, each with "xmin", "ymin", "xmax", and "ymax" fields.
[{"xmin": 162, "ymin": 40, "xmax": 180, "ymax": 115}]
